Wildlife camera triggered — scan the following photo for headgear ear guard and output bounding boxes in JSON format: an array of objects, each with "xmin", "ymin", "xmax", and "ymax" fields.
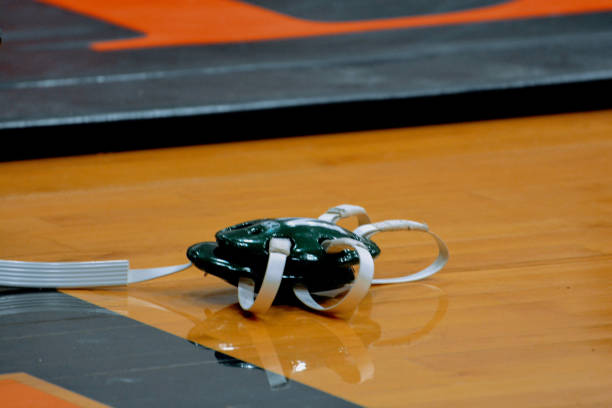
[{"xmin": 0, "ymin": 204, "xmax": 448, "ymax": 316}]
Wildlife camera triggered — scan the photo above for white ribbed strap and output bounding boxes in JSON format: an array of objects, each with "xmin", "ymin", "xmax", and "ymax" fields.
[
  {"xmin": 0, "ymin": 260, "xmax": 129, "ymax": 287},
  {"xmin": 237, "ymin": 238, "xmax": 291, "ymax": 313},
  {"xmin": 293, "ymin": 238, "xmax": 374, "ymax": 314},
  {"xmin": 128, "ymin": 263, "xmax": 193, "ymax": 283},
  {"xmin": 0, "ymin": 259, "xmax": 192, "ymax": 288},
  {"xmin": 354, "ymin": 220, "xmax": 448, "ymax": 284},
  {"xmin": 318, "ymin": 204, "xmax": 371, "ymax": 226}
]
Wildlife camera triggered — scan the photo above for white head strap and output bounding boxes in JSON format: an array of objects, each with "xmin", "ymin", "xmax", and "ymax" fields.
[
  {"xmin": 354, "ymin": 220, "xmax": 449, "ymax": 284},
  {"xmin": 237, "ymin": 238, "xmax": 290, "ymax": 313},
  {"xmin": 293, "ymin": 238, "xmax": 374, "ymax": 314},
  {"xmin": 318, "ymin": 204, "xmax": 371, "ymax": 226}
]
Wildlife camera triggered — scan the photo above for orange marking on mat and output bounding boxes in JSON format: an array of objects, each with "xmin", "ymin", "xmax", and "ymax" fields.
[
  {"xmin": 33, "ymin": 0, "xmax": 612, "ymax": 50},
  {"xmin": 1, "ymin": 380, "xmax": 79, "ymax": 408},
  {"xmin": 0, "ymin": 373, "xmax": 110, "ymax": 408}
]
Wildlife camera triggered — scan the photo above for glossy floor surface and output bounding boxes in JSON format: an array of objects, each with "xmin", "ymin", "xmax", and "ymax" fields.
[{"xmin": 1, "ymin": 110, "xmax": 611, "ymax": 406}]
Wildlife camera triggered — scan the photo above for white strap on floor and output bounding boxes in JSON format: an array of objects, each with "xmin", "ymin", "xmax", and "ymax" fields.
[
  {"xmin": 0, "ymin": 259, "xmax": 192, "ymax": 288},
  {"xmin": 127, "ymin": 263, "xmax": 193, "ymax": 284},
  {"xmin": 237, "ymin": 238, "xmax": 291, "ymax": 313},
  {"xmin": 293, "ymin": 238, "xmax": 374, "ymax": 314},
  {"xmin": 318, "ymin": 204, "xmax": 371, "ymax": 226},
  {"xmin": 354, "ymin": 220, "xmax": 448, "ymax": 284}
]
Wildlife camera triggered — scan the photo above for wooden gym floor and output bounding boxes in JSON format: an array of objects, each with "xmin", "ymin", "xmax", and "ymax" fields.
[
  {"xmin": 1, "ymin": 1, "xmax": 612, "ymax": 406},
  {"xmin": 1, "ymin": 109, "xmax": 611, "ymax": 406}
]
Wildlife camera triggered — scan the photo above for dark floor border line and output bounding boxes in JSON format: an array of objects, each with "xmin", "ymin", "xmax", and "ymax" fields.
[{"xmin": 2, "ymin": 78, "xmax": 611, "ymax": 161}]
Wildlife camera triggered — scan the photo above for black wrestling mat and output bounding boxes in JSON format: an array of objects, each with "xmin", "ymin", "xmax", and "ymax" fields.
[{"xmin": 1, "ymin": 1, "xmax": 612, "ymax": 157}]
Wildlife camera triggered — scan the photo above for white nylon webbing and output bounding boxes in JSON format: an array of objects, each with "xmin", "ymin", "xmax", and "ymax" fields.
[
  {"xmin": 128, "ymin": 263, "xmax": 193, "ymax": 284},
  {"xmin": 354, "ymin": 219, "xmax": 448, "ymax": 284},
  {"xmin": 237, "ymin": 238, "xmax": 291, "ymax": 313},
  {"xmin": 0, "ymin": 259, "xmax": 192, "ymax": 288},
  {"xmin": 318, "ymin": 204, "xmax": 371, "ymax": 226},
  {"xmin": 293, "ymin": 238, "xmax": 374, "ymax": 314}
]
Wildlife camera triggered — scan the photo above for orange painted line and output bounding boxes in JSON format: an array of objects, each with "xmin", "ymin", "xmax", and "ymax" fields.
[
  {"xmin": 32, "ymin": 0, "xmax": 612, "ymax": 51},
  {"xmin": 0, "ymin": 373, "xmax": 110, "ymax": 408},
  {"xmin": 1, "ymin": 379, "xmax": 81, "ymax": 408}
]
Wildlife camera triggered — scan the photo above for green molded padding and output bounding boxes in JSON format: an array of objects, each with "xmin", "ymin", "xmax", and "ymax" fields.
[{"xmin": 187, "ymin": 218, "xmax": 380, "ymax": 295}]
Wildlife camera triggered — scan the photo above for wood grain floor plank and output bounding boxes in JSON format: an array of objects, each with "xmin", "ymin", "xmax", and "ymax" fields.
[{"xmin": 1, "ymin": 110, "xmax": 610, "ymax": 406}]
